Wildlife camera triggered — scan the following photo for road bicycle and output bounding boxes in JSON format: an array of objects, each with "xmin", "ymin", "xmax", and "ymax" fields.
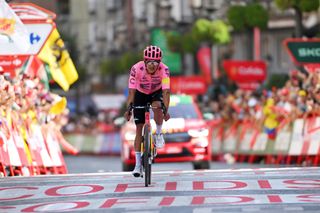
[{"xmin": 133, "ymin": 103, "xmax": 163, "ymax": 187}]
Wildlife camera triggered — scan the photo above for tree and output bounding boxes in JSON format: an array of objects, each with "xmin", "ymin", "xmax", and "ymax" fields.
[
  {"xmin": 227, "ymin": 3, "xmax": 269, "ymax": 31},
  {"xmin": 245, "ymin": 3, "xmax": 269, "ymax": 29},
  {"xmin": 192, "ymin": 18, "xmax": 231, "ymax": 45},
  {"xmin": 210, "ymin": 20, "xmax": 231, "ymax": 44},
  {"xmin": 166, "ymin": 18, "xmax": 231, "ymax": 55},
  {"xmin": 227, "ymin": 5, "xmax": 247, "ymax": 31},
  {"xmin": 227, "ymin": 2, "xmax": 269, "ymax": 59},
  {"xmin": 274, "ymin": 0, "xmax": 320, "ymax": 37},
  {"xmin": 166, "ymin": 31, "xmax": 197, "ymax": 54}
]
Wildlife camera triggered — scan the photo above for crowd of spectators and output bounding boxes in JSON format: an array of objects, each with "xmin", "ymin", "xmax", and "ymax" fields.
[
  {"xmin": 0, "ymin": 71, "xmax": 71, "ymax": 154},
  {"xmin": 60, "ymin": 66, "xmax": 320, "ymax": 138},
  {"xmin": 0, "ymin": 73, "xmax": 69, "ymax": 124},
  {"xmin": 202, "ymin": 68, "xmax": 320, "ymax": 139}
]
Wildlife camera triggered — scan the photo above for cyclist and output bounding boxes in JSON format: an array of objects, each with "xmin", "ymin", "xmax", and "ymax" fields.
[{"xmin": 124, "ymin": 45, "xmax": 170, "ymax": 177}]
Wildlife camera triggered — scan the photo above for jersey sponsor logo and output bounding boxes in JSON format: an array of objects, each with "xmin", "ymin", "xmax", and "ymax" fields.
[
  {"xmin": 140, "ymin": 83, "xmax": 150, "ymax": 90},
  {"xmin": 130, "ymin": 67, "xmax": 136, "ymax": 77},
  {"xmin": 141, "ymin": 75, "xmax": 148, "ymax": 83},
  {"xmin": 165, "ymin": 68, "xmax": 170, "ymax": 77},
  {"xmin": 151, "ymin": 82, "xmax": 161, "ymax": 90},
  {"xmin": 151, "ymin": 76, "xmax": 160, "ymax": 83},
  {"xmin": 129, "ymin": 78, "xmax": 135, "ymax": 85}
]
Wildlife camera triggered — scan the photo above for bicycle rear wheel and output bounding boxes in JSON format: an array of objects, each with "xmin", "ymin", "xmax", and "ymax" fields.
[{"xmin": 143, "ymin": 125, "xmax": 151, "ymax": 187}]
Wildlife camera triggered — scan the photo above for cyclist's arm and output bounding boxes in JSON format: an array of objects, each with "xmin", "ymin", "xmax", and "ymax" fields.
[
  {"xmin": 162, "ymin": 89, "xmax": 170, "ymax": 114},
  {"xmin": 124, "ymin": 89, "xmax": 135, "ymax": 121},
  {"xmin": 126, "ymin": 89, "xmax": 136, "ymax": 109},
  {"xmin": 127, "ymin": 65, "xmax": 137, "ymax": 109},
  {"xmin": 161, "ymin": 65, "xmax": 170, "ymax": 115}
]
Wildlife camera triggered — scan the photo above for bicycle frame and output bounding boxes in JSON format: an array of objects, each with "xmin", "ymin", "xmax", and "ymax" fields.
[
  {"xmin": 144, "ymin": 104, "xmax": 155, "ymax": 151},
  {"xmin": 133, "ymin": 103, "xmax": 158, "ymax": 186}
]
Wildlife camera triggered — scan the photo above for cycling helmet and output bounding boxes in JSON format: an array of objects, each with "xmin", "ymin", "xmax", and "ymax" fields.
[{"xmin": 143, "ymin": 45, "xmax": 162, "ymax": 61}]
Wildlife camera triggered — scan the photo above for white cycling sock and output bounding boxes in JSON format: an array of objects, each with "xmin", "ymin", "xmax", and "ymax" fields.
[
  {"xmin": 135, "ymin": 152, "xmax": 141, "ymax": 167},
  {"xmin": 156, "ymin": 124, "xmax": 162, "ymax": 134}
]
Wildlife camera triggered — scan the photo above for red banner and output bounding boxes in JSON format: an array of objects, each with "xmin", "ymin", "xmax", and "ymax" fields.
[
  {"xmin": 170, "ymin": 76, "xmax": 207, "ymax": 95},
  {"xmin": 0, "ymin": 55, "xmax": 29, "ymax": 77},
  {"xmin": 223, "ymin": 60, "xmax": 267, "ymax": 82},
  {"xmin": 197, "ymin": 47, "xmax": 211, "ymax": 84},
  {"xmin": 304, "ymin": 63, "xmax": 320, "ymax": 73}
]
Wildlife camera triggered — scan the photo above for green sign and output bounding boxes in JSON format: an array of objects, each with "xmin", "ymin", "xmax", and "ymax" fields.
[
  {"xmin": 284, "ymin": 39, "xmax": 320, "ymax": 64},
  {"xmin": 151, "ymin": 28, "xmax": 182, "ymax": 74}
]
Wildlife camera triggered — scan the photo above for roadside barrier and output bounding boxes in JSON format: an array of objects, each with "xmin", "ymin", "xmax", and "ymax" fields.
[
  {"xmin": 209, "ymin": 116, "xmax": 320, "ymax": 166},
  {"xmin": 62, "ymin": 116, "xmax": 320, "ymax": 167},
  {"xmin": 45, "ymin": 129, "xmax": 68, "ymax": 174},
  {"xmin": 4, "ymin": 115, "xmax": 318, "ymax": 176},
  {"xmin": 209, "ymin": 119, "xmax": 223, "ymax": 161},
  {"xmin": 0, "ymin": 120, "xmax": 71, "ymax": 177}
]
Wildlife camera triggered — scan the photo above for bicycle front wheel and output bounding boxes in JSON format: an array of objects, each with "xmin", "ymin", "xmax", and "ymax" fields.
[{"xmin": 143, "ymin": 125, "xmax": 151, "ymax": 187}]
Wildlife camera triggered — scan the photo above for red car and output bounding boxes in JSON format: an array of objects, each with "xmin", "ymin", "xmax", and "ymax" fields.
[{"xmin": 120, "ymin": 94, "xmax": 211, "ymax": 171}]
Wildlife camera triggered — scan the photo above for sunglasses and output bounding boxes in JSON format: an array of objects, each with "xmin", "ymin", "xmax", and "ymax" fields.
[{"xmin": 145, "ymin": 60, "xmax": 160, "ymax": 66}]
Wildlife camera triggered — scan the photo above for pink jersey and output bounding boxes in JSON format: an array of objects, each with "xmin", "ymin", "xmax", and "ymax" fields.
[{"xmin": 128, "ymin": 61, "xmax": 170, "ymax": 94}]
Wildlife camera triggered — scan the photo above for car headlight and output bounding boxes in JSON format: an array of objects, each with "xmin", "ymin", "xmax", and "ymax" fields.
[
  {"xmin": 124, "ymin": 131, "xmax": 136, "ymax": 141},
  {"xmin": 188, "ymin": 128, "xmax": 209, "ymax": 137}
]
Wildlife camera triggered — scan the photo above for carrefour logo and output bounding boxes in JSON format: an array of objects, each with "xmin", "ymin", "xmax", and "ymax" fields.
[
  {"xmin": 238, "ymin": 66, "xmax": 264, "ymax": 76},
  {"xmin": 298, "ymin": 48, "xmax": 320, "ymax": 57}
]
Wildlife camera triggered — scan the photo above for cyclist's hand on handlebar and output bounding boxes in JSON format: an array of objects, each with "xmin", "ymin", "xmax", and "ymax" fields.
[
  {"xmin": 164, "ymin": 112, "xmax": 170, "ymax": 121},
  {"xmin": 124, "ymin": 103, "xmax": 133, "ymax": 121},
  {"xmin": 161, "ymin": 104, "xmax": 170, "ymax": 121},
  {"xmin": 124, "ymin": 111, "xmax": 132, "ymax": 121}
]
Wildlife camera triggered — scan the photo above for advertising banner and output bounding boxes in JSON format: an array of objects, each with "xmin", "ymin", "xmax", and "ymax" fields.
[
  {"xmin": 223, "ymin": 60, "xmax": 267, "ymax": 82},
  {"xmin": 0, "ymin": 23, "xmax": 54, "ymax": 56},
  {"xmin": 284, "ymin": 38, "xmax": 320, "ymax": 65},
  {"xmin": 170, "ymin": 76, "xmax": 207, "ymax": 95},
  {"xmin": 0, "ymin": 55, "xmax": 29, "ymax": 77}
]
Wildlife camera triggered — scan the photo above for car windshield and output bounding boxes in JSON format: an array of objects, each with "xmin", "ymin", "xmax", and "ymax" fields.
[{"xmin": 168, "ymin": 103, "xmax": 199, "ymax": 119}]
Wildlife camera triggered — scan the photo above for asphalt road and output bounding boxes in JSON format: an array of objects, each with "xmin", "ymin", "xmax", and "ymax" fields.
[
  {"xmin": 64, "ymin": 154, "xmax": 287, "ymax": 174},
  {"xmin": 1, "ymin": 166, "xmax": 320, "ymax": 212}
]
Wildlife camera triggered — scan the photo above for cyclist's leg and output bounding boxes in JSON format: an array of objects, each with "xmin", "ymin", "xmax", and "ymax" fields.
[
  {"xmin": 151, "ymin": 89, "xmax": 164, "ymax": 131},
  {"xmin": 133, "ymin": 90, "xmax": 148, "ymax": 149},
  {"xmin": 132, "ymin": 123, "xmax": 143, "ymax": 176},
  {"xmin": 132, "ymin": 90, "xmax": 147, "ymax": 176},
  {"xmin": 151, "ymin": 89, "xmax": 165, "ymax": 148}
]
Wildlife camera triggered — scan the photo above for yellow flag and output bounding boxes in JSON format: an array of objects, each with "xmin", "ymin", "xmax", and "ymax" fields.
[
  {"xmin": 38, "ymin": 28, "xmax": 78, "ymax": 91},
  {"xmin": 49, "ymin": 96, "xmax": 67, "ymax": 115}
]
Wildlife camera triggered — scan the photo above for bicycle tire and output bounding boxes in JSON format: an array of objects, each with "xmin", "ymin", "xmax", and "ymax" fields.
[
  {"xmin": 148, "ymin": 134, "xmax": 152, "ymax": 184},
  {"xmin": 143, "ymin": 125, "xmax": 150, "ymax": 187}
]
